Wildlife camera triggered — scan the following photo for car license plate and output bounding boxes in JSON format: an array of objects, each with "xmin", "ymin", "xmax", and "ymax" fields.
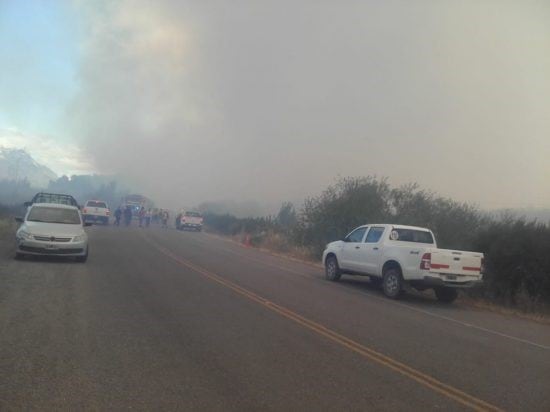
[
  {"xmin": 447, "ymin": 275, "xmax": 457, "ymax": 280},
  {"xmin": 45, "ymin": 244, "xmax": 58, "ymax": 249}
]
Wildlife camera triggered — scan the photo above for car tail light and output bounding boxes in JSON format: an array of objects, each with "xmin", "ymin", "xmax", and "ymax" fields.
[{"xmin": 420, "ymin": 253, "xmax": 431, "ymax": 270}]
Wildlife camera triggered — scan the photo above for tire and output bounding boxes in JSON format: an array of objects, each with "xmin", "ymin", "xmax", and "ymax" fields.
[
  {"xmin": 325, "ymin": 255, "xmax": 341, "ymax": 281},
  {"xmin": 382, "ymin": 268, "xmax": 403, "ymax": 299},
  {"xmin": 434, "ymin": 287, "xmax": 458, "ymax": 303},
  {"xmin": 76, "ymin": 248, "xmax": 88, "ymax": 263}
]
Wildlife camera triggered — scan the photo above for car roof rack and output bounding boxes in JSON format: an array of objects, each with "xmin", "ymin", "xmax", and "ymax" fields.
[{"xmin": 26, "ymin": 192, "xmax": 79, "ymax": 207}]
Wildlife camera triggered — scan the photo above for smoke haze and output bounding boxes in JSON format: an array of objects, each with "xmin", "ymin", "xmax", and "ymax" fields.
[{"xmin": 66, "ymin": 0, "xmax": 550, "ymax": 209}]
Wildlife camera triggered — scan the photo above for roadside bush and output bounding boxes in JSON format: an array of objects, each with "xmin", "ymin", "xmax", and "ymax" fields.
[
  {"xmin": 203, "ymin": 213, "xmax": 275, "ymax": 237},
  {"xmin": 295, "ymin": 177, "xmax": 392, "ymax": 256},
  {"xmin": 389, "ymin": 184, "xmax": 486, "ymax": 250},
  {"xmin": 473, "ymin": 217, "xmax": 550, "ymax": 307},
  {"xmin": 203, "ymin": 213, "xmax": 244, "ymax": 236}
]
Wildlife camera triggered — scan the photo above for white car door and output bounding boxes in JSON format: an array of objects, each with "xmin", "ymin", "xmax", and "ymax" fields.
[
  {"xmin": 340, "ymin": 226, "xmax": 368, "ymax": 271},
  {"xmin": 361, "ymin": 226, "xmax": 386, "ymax": 275}
]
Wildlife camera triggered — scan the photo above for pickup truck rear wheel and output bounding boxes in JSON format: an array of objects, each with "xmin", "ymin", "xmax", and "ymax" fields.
[
  {"xmin": 382, "ymin": 269, "xmax": 403, "ymax": 299},
  {"xmin": 325, "ymin": 256, "xmax": 341, "ymax": 281},
  {"xmin": 434, "ymin": 287, "xmax": 458, "ymax": 303}
]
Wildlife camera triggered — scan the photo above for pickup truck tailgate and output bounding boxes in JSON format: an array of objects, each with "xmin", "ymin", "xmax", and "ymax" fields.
[
  {"xmin": 429, "ymin": 249, "xmax": 483, "ymax": 276},
  {"xmin": 182, "ymin": 217, "xmax": 202, "ymax": 225}
]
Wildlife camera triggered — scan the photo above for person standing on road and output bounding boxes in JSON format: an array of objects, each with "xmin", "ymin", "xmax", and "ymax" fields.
[
  {"xmin": 145, "ymin": 209, "xmax": 152, "ymax": 227},
  {"xmin": 161, "ymin": 210, "xmax": 169, "ymax": 229},
  {"xmin": 138, "ymin": 206, "xmax": 146, "ymax": 227},
  {"xmin": 124, "ymin": 205, "xmax": 133, "ymax": 226},
  {"xmin": 114, "ymin": 206, "xmax": 122, "ymax": 226}
]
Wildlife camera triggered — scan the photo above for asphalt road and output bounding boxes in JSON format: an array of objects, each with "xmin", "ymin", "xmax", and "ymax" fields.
[{"xmin": 1, "ymin": 225, "xmax": 549, "ymax": 411}]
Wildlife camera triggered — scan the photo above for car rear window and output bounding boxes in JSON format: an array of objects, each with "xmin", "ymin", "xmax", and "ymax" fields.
[
  {"xmin": 27, "ymin": 207, "xmax": 81, "ymax": 225},
  {"xmin": 87, "ymin": 201, "xmax": 107, "ymax": 208},
  {"xmin": 185, "ymin": 211, "xmax": 202, "ymax": 217},
  {"xmin": 391, "ymin": 228, "xmax": 434, "ymax": 244},
  {"xmin": 32, "ymin": 193, "xmax": 78, "ymax": 206}
]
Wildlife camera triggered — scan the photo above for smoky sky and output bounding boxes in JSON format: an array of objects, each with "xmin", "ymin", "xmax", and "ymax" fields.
[{"xmin": 68, "ymin": 0, "xmax": 550, "ymax": 210}]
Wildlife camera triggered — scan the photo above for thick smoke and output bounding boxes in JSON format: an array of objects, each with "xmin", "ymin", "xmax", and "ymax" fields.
[{"xmin": 69, "ymin": 0, "xmax": 550, "ymax": 210}]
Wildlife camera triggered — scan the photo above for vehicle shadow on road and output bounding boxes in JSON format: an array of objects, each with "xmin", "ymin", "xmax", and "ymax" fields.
[
  {"xmin": 15, "ymin": 255, "xmax": 82, "ymax": 264},
  {"xmin": 337, "ymin": 276, "xmax": 445, "ymax": 307}
]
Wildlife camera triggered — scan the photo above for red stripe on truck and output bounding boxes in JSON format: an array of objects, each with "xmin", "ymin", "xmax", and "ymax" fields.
[
  {"xmin": 463, "ymin": 266, "xmax": 481, "ymax": 271},
  {"xmin": 431, "ymin": 263, "xmax": 450, "ymax": 269}
]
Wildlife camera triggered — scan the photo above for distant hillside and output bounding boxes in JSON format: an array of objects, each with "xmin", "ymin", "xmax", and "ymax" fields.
[{"xmin": 0, "ymin": 147, "xmax": 57, "ymax": 188}]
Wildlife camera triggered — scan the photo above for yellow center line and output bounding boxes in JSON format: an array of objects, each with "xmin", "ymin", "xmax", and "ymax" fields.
[{"xmin": 142, "ymin": 232, "xmax": 503, "ymax": 412}]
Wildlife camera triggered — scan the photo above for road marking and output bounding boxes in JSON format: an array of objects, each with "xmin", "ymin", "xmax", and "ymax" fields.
[
  {"xmin": 143, "ymin": 234, "xmax": 502, "ymax": 412},
  {"xmin": 366, "ymin": 295, "xmax": 550, "ymax": 351},
  {"xmin": 194, "ymin": 235, "xmax": 550, "ymax": 352}
]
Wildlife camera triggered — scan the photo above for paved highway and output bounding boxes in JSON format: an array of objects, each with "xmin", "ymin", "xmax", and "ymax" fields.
[{"xmin": 1, "ymin": 225, "xmax": 549, "ymax": 411}]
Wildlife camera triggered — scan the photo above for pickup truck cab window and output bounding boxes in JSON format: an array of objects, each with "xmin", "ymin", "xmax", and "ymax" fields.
[
  {"xmin": 344, "ymin": 227, "xmax": 367, "ymax": 243},
  {"xmin": 392, "ymin": 228, "xmax": 434, "ymax": 244},
  {"xmin": 365, "ymin": 227, "xmax": 385, "ymax": 243}
]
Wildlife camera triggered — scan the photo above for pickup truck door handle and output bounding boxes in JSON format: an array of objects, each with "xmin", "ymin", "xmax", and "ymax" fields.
[
  {"xmin": 373, "ymin": 247, "xmax": 379, "ymax": 250},
  {"xmin": 355, "ymin": 246, "xmax": 360, "ymax": 249}
]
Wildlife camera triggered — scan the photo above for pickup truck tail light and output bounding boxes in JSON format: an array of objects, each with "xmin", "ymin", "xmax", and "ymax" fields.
[
  {"xmin": 106, "ymin": 210, "xmax": 110, "ymax": 216},
  {"xmin": 420, "ymin": 253, "xmax": 431, "ymax": 270},
  {"xmin": 480, "ymin": 257, "xmax": 485, "ymax": 274},
  {"xmin": 83, "ymin": 208, "xmax": 87, "ymax": 214}
]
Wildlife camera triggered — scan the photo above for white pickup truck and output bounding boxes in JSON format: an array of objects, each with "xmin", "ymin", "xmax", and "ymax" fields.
[
  {"xmin": 322, "ymin": 224, "xmax": 484, "ymax": 303},
  {"xmin": 176, "ymin": 211, "xmax": 203, "ymax": 231},
  {"xmin": 82, "ymin": 200, "xmax": 110, "ymax": 225}
]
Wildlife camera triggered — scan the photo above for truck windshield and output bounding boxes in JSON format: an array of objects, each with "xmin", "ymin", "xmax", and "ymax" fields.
[
  {"xmin": 27, "ymin": 207, "xmax": 82, "ymax": 225},
  {"xmin": 392, "ymin": 229, "xmax": 434, "ymax": 244}
]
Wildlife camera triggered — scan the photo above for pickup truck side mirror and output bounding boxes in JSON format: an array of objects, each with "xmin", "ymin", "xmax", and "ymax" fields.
[
  {"xmin": 15, "ymin": 216, "xmax": 23, "ymax": 223},
  {"xmin": 23, "ymin": 201, "xmax": 31, "ymax": 207},
  {"xmin": 84, "ymin": 222, "xmax": 93, "ymax": 227}
]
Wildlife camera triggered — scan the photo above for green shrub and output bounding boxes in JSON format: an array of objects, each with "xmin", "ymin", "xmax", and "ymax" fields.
[{"xmin": 473, "ymin": 217, "xmax": 550, "ymax": 306}]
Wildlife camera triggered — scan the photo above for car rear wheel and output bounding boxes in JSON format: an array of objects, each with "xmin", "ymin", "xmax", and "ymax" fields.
[
  {"xmin": 325, "ymin": 255, "xmax": 341, "ymax": 281},
  {"xmin": 434, "ymin": 287, "xmax": 458, "ymax": 303},
  {"xmin": 382, "ymin": 268, "xmax": 403, "ymax": 299}
]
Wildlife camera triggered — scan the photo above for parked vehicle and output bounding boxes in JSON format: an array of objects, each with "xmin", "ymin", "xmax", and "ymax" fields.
[
  {"xmin": 176, "ymin": 211, "xmax": 203, "ymax": 231},
  {"xmin": 14, "ymin": 203, "xmax": 91, "ymax": 262},
  {"xmin": 82, "ymin": 200, "xmax": 110, "ymax": 225},
  {"xmin": 322, "ymin": 224, "xmax": 484, "ymax": 303},
  {"xmin": 121, "ymin": 194, "xmax": 153, "ymax": 219}
]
